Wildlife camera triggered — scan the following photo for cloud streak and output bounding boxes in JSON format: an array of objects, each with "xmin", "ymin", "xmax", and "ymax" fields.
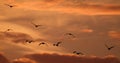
[
  {"xmin": 108, "ymin": 31, "xmax": 120, "ymax": 39},
  {"xmin": 12, "ymin": 0, "xmax": 120, "ymax": 15},
  {"xmin": 13, "ymin": 53, "xmax": 120, "ymax": 63},
  {"xmin": 0, "ymin": 52, "xmax": 120, "ymax": 63},
  {"xmin": 13, "ymin": 58, "xmax": 36, "ymax": 63}
]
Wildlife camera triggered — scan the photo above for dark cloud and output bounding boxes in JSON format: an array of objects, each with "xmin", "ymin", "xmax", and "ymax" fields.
[
  {"xmin": 0, "ymin": 32, "xmax": 38, "ymax": 60},
  {"xmin": 0, "ymin": 32, "xmax": 33, "ymax": 43},
  {"xmin": 0, "ymin": 53, "xmax": 10, "ymax": 63},
  {"xmin": 13, "ymin": 53, "xmax": 120, "ymax": 63}
]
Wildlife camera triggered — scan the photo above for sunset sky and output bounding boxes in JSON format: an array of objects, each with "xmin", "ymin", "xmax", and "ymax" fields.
[{"xmin": 0, "ymin": 0, "xmax": 120, "ymax": 63}]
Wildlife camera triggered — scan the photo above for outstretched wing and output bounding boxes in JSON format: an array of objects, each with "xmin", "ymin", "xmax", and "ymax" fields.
[
  {"xmin": 4, "ymin": 4, "xmax": 16, "ymax": 8},
  {"xmin": 39, "ymin": 42, "xmax": 48, "ymax": 46},
  {"xmin": 105, "ymin": 44, "xmax": 109, "ymax": 48},
  {"xmin": 80, "ymin": 52, "xmax": 84, "ymax": 55},
  {"xmin": 73, "ymin": 51, "xmax": 77, "ymax": 53},
  {"xmin": 31, "ymin": 22, "xmax": 36, "ymax": 26},
  {"xmin": 39, "ymin": 43, "xmax": 43, "ymax": 46},
  {"xmin": 65, "ymin": 33, "xmax": 76, "ymax": 38},
  {"xmin": 110, "ymin": 46, "xmax": 114, "ymax": 49},
  {"xmin": 57, "ymin": 42, "xmax": 62, "ymax": 44}
]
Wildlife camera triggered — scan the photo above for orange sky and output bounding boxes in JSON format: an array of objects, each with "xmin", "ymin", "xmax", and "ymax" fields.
[{"xmin": 0, "ymin": 0, "xmax": 120, "ymax": 63}]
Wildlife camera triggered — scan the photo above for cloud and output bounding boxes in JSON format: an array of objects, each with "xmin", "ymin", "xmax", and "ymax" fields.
[
  {"xmin": 0, "ymin": 40, "xmax": 36, "ymax": 60},
  {"xmin": 80, "ymin": 29, "xmax": 93, "ymax": 33},
  {"xmin": 1, "ymin": 12, "xmax": 120, "ymax": 59},
  {"xmin": 12, "ymin": 0, "xmax": 120, "ymax": 15},
  {"xmin": 13, "ymin": 58, "xmax": 36, "ymax": 63},
  {"xmin": 0, "ymin": 32, "xmax": 43, "ymax": 60},
  {"xmin": 0, "ymin": 31, "xmax": 33, "ymax": 43},
  {"xmin": 13, "ymin": 53, "xmax": 120, "ymax": 63},
  {"xmin": 0, "ymin": 31, "xmax": 45, "ymax": 43},
  {"xmin": 0, "ymin": 52, "xmax": 120, "ymax": 63},
  {"xmin": 0, "ymin": 31, "xmax": 68, "ymax": 59},
  {"xmin": 0, "ymin": 53, "xmax": 36, "ymax": 63},
  {"xmin": 108, "ymin": 31, "xmax": 120, "ymax": 39},
  {"xmin": 0, "ymin": 53, "xmax": 10, "ymax": 63}
]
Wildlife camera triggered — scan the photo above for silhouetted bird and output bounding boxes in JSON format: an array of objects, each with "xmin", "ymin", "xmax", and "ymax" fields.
[
  {"xmin": 53, "ymin": 41, "xmax": 62, "ymax": 46},
  {"xmin": 25, "ymin": 40, "xmax": 34, "ymax": 43},
  {"xmin": 5, "ymin": 4, "xmax": 14, "ymax": 8},
  {"xmin": 65, "ymin": 33, "xmax": 76, "ymax": 38},
  {"xmin": 105, "ymin": 44, "xmax": 114, "ymax": 50},
  {"xmin": 39, "ymin": 42, "xmax": 48, "ymax": 46},
  {"xmin": 73, "ymin": 51, "xmax": 84, "ymax": 55},
  {"xmin": 5, "ymin": 29, "xmax": 13, "ymax": 32},
  {"xmin": 7, "ymin": 29, "xmax": 12, "ymax": 31},
  {"xmin": 31, "ymin": 22, "xmax": 42, "ymax": 28}
]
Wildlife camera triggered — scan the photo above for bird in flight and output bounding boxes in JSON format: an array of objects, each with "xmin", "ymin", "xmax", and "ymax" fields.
[
  {"xmin": 39, "ymin": 42, "xmax": 48, "ymax": 46},
  {"xmin": 5, "ymin": 29, "xmax": 13, "ymax": 32},
  {"xmin": 65, "ymin": 33, "xmax": 76, "ymax": 38},
  {"xmin": 31, "ymin": 22, "xmax": 43, "ymax": 28},
  {"xmin": 25, "ymin": 40, "xmax": 35, "ymax": 43},
  {"xmin": 73, "ymin": 51, "xmax": 84, "ymax": 55},
  {"xmin": 105, "ymin": 44, "xmax": 115, "ymax": 50},
  {"xmin": 53, "ymin": 41, "xmax": 62, "ymax": 46},
  {"xmin": 4, "ymin": 4, "xmax": 15, "ymax": 8}
]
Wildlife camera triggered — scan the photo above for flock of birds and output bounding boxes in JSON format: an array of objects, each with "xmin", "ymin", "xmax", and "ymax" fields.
[
  {"xmin": 4, "ymin": 21, "xmax": 115, "ymax": 56},
  {"xmin": 1, "ymin": 3, "xmax": 115, "ymax": 56}
]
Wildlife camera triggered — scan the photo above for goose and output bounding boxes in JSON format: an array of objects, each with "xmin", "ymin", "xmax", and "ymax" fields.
[
  {"xmin": 5, "ymin": 4, "xmax": 15, "ymax": 8},
  {"xmin": 25, "ymin": 40, "xmax": 34, "ymax": 43},
  {"xmin": 105, "ymin": 44, "xmax": 114, "ymax": 50},
  {"xmin": 39, "ymin": 42, "xmax": 48, "ymax": 46},
  {"xmin": 53, "ymin": 41, "xmax": 62, "ymax": 46},
  {"xmin": 73, "ymin": 51, "xmax": 84, "ymax": 55},
  {"xmin": 65, "ymin": 33, "xmax": 76, "ymax": 38},
  {"xmin": 31, "ymin": 22, "xmax": 42, "ymax": 28}
]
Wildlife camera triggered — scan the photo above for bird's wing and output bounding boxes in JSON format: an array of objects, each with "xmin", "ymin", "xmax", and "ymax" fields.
[
  {"xmin": 73, "ymin": 51, "xmax": 77, "ymax": 53},
  {"xmin": 7, "ymin": 29, "xmax": 13, "ymax": 31},
  {"xmin": 53, "ymin": 44, "xmax": 56, "ymax": 46},
  {"xmin": 30, "ymin": 40, "xmax": 35, "ymax": 42},
  {"xmin": 58, "ymin": 42, "xmax": 62, "ymax": 44},
  {"xmin": 80, "ymin": 52, "xmax": 84, "ymax": 55},
  {"xmin": 110, "ymin": 46, "xmax": 114, "ymax": 49},
  {"xmin": 66, "ymin": 33, "xmax": 72, "ymax": 35},
  {"xmin": 39, "ymin": 43, "xmax": 42, "ymax": 46},
  {"xmin": 105, "ymin": 44, "xmax": 109, "ymax": 48},
  {"xmin": 64, "ymin": 33, "xmax": 70, "ymax": 35},
  {"xmin": 67, "ymin": 33, "xmax": 76, "ymax": 38},
  {"xmin": 31, "ymin": 22, "xmax": 36, "ymax": 26},
  {"xmin": 37, "ymin": 25, "xmax": 42, "ymax": 26},
  {"xmin": 71, "ymin": 35, "xmax": 76, "ymax": 38},
  {"xmin": 4, "ymin": 4, "xmax": 16, "ymax": 7},
  {"xmin": 25, "ymin": 40, "xmax": 29, "ymax": 42}
]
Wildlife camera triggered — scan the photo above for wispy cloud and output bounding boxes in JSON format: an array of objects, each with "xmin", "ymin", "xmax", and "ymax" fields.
[
  {"xmin": 11, "ymin": 0, "xmax": 120, "ymax": 15},
  {"xmin": 108, "ymin": 31, "xmax": 120, "ymax": 39}
]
